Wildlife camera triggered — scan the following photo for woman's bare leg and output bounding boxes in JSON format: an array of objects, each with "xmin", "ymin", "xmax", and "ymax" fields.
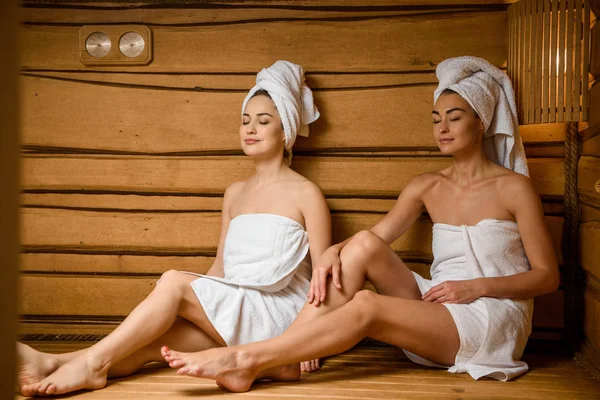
[
  {"xmin": 21, "ymin": 270, "xmax": 224, "ymax": 396},
  {"xmin": 163, "ymin": 290, "xmax": 459, "ymax": 392},
  {"xmin": 287, "ymin": 230, "xmax": 422, "ymax": 371}
]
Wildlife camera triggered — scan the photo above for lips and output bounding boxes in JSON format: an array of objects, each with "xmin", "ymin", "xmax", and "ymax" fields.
[
  {"xmin": 244, "ymin": 139, "xmax": 260, "ymax": 144},
  {"xmin": 439, "ymin": 138, "xmax": 454, "ymax": 144}
]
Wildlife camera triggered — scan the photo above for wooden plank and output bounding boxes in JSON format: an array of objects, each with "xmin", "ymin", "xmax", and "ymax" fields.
[
  {"xmin": 20, "ymin": 12, "xmax": 507, "ymax": 73},
  {"xmin": 20, "ymin": 76, "xmax": 565, "ymax": 154},
  {"xmin": 20, "ymin": 193, "xmax": 565, "ymax": 215},
  {"xmin": 18, "ymin": 274, "xmax": 564, "ymax": 330},
  {"xmin": 581, "ymin": 204, "xmax": 600, "ymax": 223},
  {"xmin": 20, "ymin": 1, "xmax": 519, "ymax": 9},
  {"xmin": 20, "ymin": 253, "xmax": 215, "ymax": 274},
  {"xmin": 23, "ymin": 71, "xmax": 440, "ymax": 90},
  {"xmin": 581, "ymin": 126, "xmax": 600, "ymax": 156},
  {"xmin": 19, "ymin": 208, "xmax": 435, "ymax": 256},
  {"xmin": 20, "ymin": 6, "xmax": 487, "ymax": 25},
  {"xmin": 584, "ymin": 288, "xmax": 600, "ymax": 361},
  {"xmin": 580, "ymin": 221, "xmax": 600, "ymax": 281},
  {"xmin": 21, "ymin": 155, "xmax": 566, "ymax": 197},
  {"xmin": 20, "ymin": 206, "xmax": 565, "ymax": 262},
  {"xmin": 578, "ymin": 156, "xmax": 600, "ymax": 208},
  {"xmin": 589, "ymin": 83, "xmax": 600, "ymax": 127},
  {"xmin": 591, "ymin": 22, "xmax": 600, "ymax": 78}
]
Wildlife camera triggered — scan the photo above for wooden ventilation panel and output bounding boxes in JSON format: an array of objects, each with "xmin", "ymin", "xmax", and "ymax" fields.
[{"xmin": 508, "ymin": 0, "xmax": 591, "ymax": 124}]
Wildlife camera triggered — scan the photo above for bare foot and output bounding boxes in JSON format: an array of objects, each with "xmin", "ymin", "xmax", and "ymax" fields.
[
  {"xmin": 17, "ymin": 343, "xmax": 60, "ymax": 392},
  {"xmin": 20, "ymin": 355, "xmax": 108, "ymax": 397},
  {"xmin": 162, "ymin": 346, "xmax": 263, "ymax": 392},
  {"xmin": 300, "ymin": 358, "xmax": 322, "ymax": 373}
]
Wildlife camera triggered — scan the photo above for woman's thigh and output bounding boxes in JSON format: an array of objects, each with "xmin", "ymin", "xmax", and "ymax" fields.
[
  {"xmin": 360, "ymin": 292, "xmax": 460, "ymax": 366},
  {"xmin": 169, "ymin": 274, "xmax": 228, "ymax": 347}
]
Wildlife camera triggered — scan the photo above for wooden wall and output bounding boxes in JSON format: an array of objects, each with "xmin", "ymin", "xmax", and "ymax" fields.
[
  {"xmin": 579, "ymin": 3, "xmax": 600, "ymax": 371},
  {"xmin": 19, "ymin": 0, "xmax": 566, "ymax": 346}
]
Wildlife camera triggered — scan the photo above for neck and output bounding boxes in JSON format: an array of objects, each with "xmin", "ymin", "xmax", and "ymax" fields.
[
  {"xmin": 449, "ymin": 149, "xmax": 491, "ymax": 185},
  {"xmin": 252, "ymin": 156, "xmax": 287, "ymax": 185}
]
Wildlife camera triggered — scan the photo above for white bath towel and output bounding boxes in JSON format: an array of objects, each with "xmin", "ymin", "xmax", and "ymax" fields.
[
  {"xmin": 242, "ymin": 60, "xmax": 320, "ymax": 162},
  {"xmin": 434, "ymin": 56, "xmax": 529, "ymax": 177},
  {"xmin": 407, "ymin": 219, "xmax": 533, "ymax": 381},
  {"xmin": 185, "ymin": 214, "xmax": 311, "ymax": 346}
]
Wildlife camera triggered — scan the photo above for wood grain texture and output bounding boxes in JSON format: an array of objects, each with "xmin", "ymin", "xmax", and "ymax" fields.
[
  {"xmin": 578, "ymin": 156, "xmax": 600, "ymax": 208},
  {"xmin": 20, "ymin": 12, "xmax": 506, "ymax": 73},
  {"xmin": 21, "ymin": 77, "xmax": 564, "ymax": 154},
  {"xmin": 20, "ymin": 6, "xmax": 493, "ymax": 25},
  {"xmin": 18, "ymin": 273, "xmax": 565, "ymax": 330},
  {"xmin": 21, "ymin": 155, "xmax": 566, "ymax": 197},
  {"xmin": 20, "ymin": 193, "xmax": 565, "ymax": 214},
  {"xmin": 580, "ymin": 221, "xmax": 600, "ymax": 281},
  {"xmin": 16, "ymin": 343, "xmax": 600, "ymax": 400},
  {"xmin": 20, "ymin": 206, "xmax": 564, "ymax": 262}
]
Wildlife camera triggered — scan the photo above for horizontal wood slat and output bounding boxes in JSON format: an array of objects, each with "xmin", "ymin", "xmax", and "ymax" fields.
[
  {"xmin": 584, "ymin": 289, "xmax": 600, "ymax": 360},
  {"xmin": 578, "ymin": 156, "xmax": 600, "ymax": 208},
  {"xmin": 20, "ymin": 12, "xmax": 506, "ymax": 73},
  {"xmin": 18, "ymin": 274, "xmax": 564, "ymax": 330},
  {"xmin": 21, "ymin": 1, "xmax": 518, "ymax": 7},
  {"xmin": 21, "ymin": 77, "xmax": 565, "ymax": 154},
  {"xmin": 580, "ymin": 221, "xmax": 600, "ymax": 281},
  {"xmin": 581, "ymin": 204, "xmax": 600, "ymax": 223},
  {"xmin": 20, "ymin": 7, "xmax": 490, "ymax": 25},
  {"xmin": 20, "ymin": 207, "xmax": 564, "ymax": 262},
  {"xmin": 20, "ymin": 193, "xmax": 566, "ymax": 215},
  {"xmin": 581, "ymin": 129, "xmax": 600, "ymax": 156},
  {"xmin": 21, "ymin": 155, "xmax": 565, "ymax": 197}
]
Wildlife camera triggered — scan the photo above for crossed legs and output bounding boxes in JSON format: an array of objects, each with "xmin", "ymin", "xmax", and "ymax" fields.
[{"xmin": 162, "ymin": 231, "xmax": 460, "ymax": 391}]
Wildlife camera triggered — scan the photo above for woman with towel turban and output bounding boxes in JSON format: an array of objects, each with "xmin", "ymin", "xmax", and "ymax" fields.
[
  {"xmin": 18, "ymin": 60, "xmax": 330, "ymax": 396},
  {"xmin": 160, "ymin": 56, "xmax": 560, "ymax": 390}
]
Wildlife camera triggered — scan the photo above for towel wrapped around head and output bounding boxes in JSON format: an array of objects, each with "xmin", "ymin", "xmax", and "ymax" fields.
[
  {"xmin": 242, "ymin": 60, "xmax": 320, "ymax": 164},
  {"xmin": 434, "ymin": 56, "xmax": 529, "ymax": 176}
]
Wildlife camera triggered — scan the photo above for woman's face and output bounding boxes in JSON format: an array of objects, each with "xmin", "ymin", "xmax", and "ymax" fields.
[
  {"xmin": 240, "ymin": 94, "xmax": 285, "ymax": 160},
  {"xmin": 432, "ymin": 92, "xmax": 485, "ymax": 155}
]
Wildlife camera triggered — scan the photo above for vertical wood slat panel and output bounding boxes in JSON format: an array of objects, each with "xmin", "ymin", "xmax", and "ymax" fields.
[
  {"xmin": 550, "ymin": 0, "xmax": 558, "ymax": 123},
  {"xmin": 582, "ymin": 0, "xmax": 590, "ymax": 121},
  {"xmin": 558, "ymin": 0, "xmax": 566, "ymax": 122},
  {"xmin": 534, "ymin": 0, "xmax": 542, "ymax": 124},
  {"xmin": 520, "ymin": 0, "xmax": 526, "ymax": 123},
  {"xmin": 574, "ymin": 0, "xmax": 582, "ymax": 122},
  {"xmin": 542, "ymin": 0, "xmax": 550, "ymax": 123},
  {"xmin": 525, "ymin": 0, "xmax": 533, "ymax": 123},
  {"xmin": 566, "ymin": 0, "xmax": 574, "ymax": 121}
]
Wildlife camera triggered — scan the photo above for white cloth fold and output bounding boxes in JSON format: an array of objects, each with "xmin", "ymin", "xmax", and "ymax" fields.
[
  {"xmin": 406, "ymin": 219, "xmax": 533, "ymax": 381},
  {"xmin": 434, "ymin": 56, "xmax": 529, "ymax": 176},
  {"xmin": 242, "ymin": 60, "xmax": 320, "ymax": 154},
  {"xmin": 184, "ymin": 214, "xmax": 311, "ymax": 346}
]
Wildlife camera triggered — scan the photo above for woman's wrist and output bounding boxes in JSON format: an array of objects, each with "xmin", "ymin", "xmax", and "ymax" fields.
[{"xmin": 476, "ymin": 278, "xmax": 488, "ymax": 298}]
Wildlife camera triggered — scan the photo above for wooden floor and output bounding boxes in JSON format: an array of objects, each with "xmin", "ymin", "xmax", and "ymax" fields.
[{"xmin": 16, "ymin": 342, "xmax": 600, "ymax": 400}]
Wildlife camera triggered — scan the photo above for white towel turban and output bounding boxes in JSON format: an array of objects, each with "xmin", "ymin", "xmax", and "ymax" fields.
[
  {"xmin": 434, "ymin": 56, "xmax": 529, "ymax": 177},
  {"xmin": 242, "ymin": 60, "xmax": 320, "ymax": 164}
]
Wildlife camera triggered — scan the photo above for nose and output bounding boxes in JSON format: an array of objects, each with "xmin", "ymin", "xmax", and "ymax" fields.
[
  {"xmin": 245, "ymin": 122, "xmax": 256, "ymax": 135},
  {"xmin": 438, "ymin": 119, "xmax": 449, "ymax": 134}
]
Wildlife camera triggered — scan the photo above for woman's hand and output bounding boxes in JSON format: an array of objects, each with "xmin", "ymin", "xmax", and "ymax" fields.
[
  {"xmin": 422, "ymin": 279, "xmax": 484, "ymax": 304},
  {"xmin": 307, "ymin": 246, "xmax": 342, "ymax": 306}
]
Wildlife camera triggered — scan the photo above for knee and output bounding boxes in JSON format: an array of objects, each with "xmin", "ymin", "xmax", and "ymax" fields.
[
  {"xmin": 342, "ymin": 230, "xmax": 385, "ymax": 260},
  {"xmin": 157, "ymin": 270, "xmax": 188, "ymax": 291},
  {"xmin": 348, "ymin": 290, "xmax": 379, "ymax": 326}
]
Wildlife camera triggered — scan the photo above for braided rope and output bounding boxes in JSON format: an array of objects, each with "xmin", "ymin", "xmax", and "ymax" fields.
[{"xmin": 563, "ymin": 121, "xmax": 583, "ymax": 353}]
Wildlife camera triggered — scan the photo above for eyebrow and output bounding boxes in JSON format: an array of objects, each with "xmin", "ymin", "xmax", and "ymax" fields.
[
  {"xmin": 431, "ymin": 108, "xmax": 466, "ymax": 115},
  {"xmin": 242, "ymin": 113, "xmax": 273, "ymax": 117}
]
